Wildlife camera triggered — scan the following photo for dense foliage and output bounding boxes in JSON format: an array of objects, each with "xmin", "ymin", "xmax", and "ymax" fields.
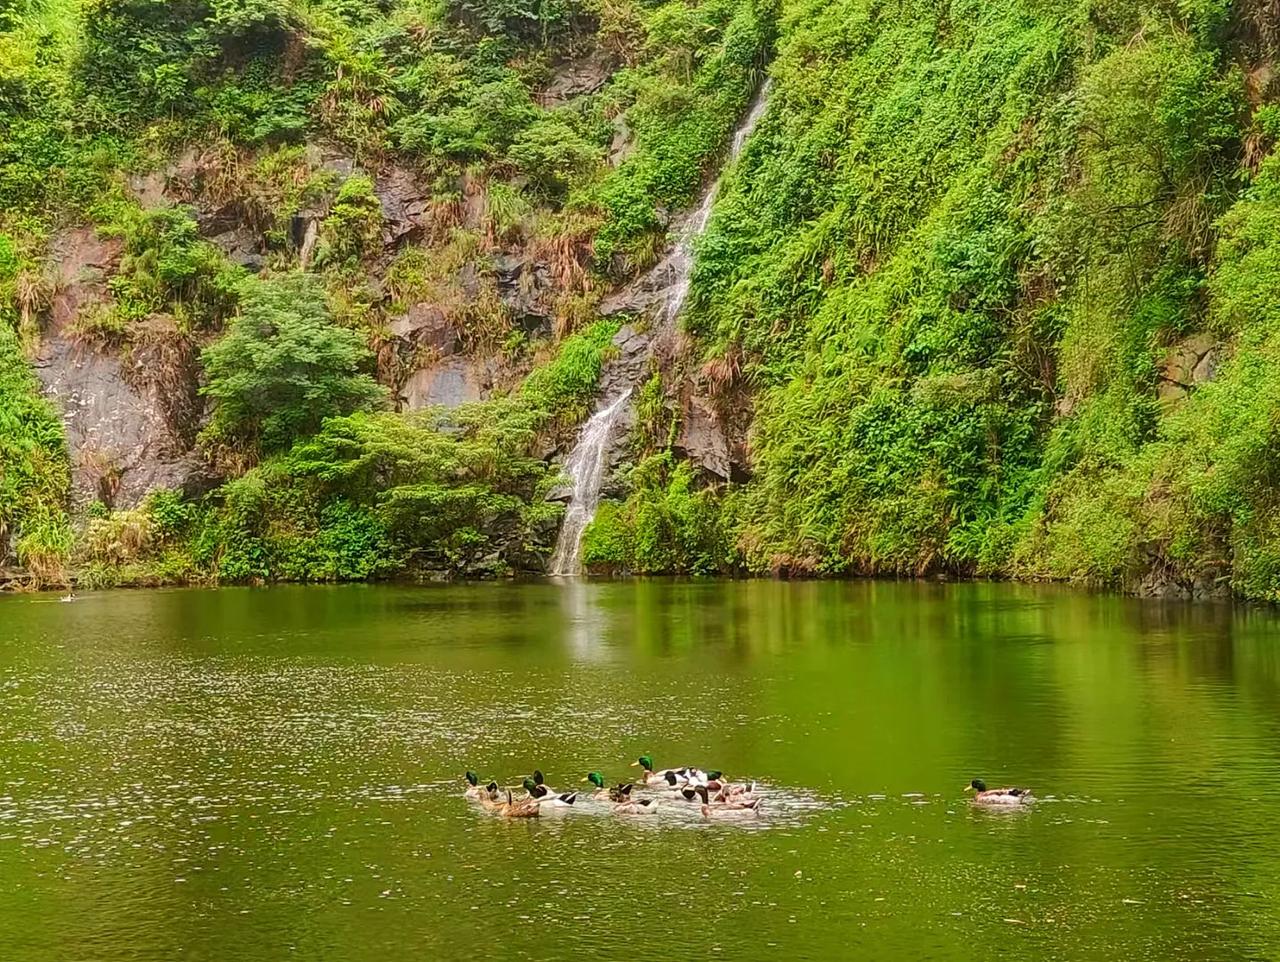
[
  {"xmin": 200, "ymin": 273, "xmax": 386, "ymax": 455},
  {"xmin": 584, "ymin": 0, "xmax": 1280, "ymax": 600},
  {"xmin": 0, "ymin": 0, "xmax": 767, "ymax": 585},
  {"xmin": 8, "ymin": 0, "xmax": 1280, "ymax": 599},
  {"xmin": 0, "ymin": 326, "xmax": 72, "ymax": 584}
]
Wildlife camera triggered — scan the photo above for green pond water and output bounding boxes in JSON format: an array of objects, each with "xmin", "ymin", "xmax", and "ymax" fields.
[{"xmin": 2, "ymin": 580, "xmax": 1279, "ymax": 960}]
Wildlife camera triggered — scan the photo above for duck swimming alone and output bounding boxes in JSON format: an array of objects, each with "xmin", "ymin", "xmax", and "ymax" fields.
[{"xmin": 965, "ymin": 778, "xmax": 1033, "ymax": 806}]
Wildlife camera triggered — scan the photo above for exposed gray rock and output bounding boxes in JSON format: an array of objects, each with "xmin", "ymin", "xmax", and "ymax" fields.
[
  {"xmin": 128, "ymin": 170, "xmax": 170, "ymax": 209},
  {"xmin": 401, "ymin": 356, "xmax": 493, "ymax": 410},
  {"xmin": 34, "ymin": 337, "xmax": 205, "ymax": 508},
  {"xmin": 493, "ymin": 251, "xmax": 554, "ymax": 331},
  {"xmin": 388, "ymin": 302, "xmax": 458, "ymax": 354},
  {"xmin": 539, "ymin": 53, "xmax": 611, "ymax": 107},
  {"xmin": 49, "ymin": 228, "xmax": 120, "ymax": 330},
  {"xmin": 39, "ymin": 229, "xmax": 206, "ymax": 509},
  {"xmin": 673, "ymin": 394, "xmax": 732, "ymax": 480},
  {"xmin": 609, "ymin": 115, "xmax": 635, "ymax": 168},
  {"xmin": 374, "ymin": 166, "xmax": 431, "ymax": 245},
  {"xmin": 1158, "ymin": 332, "xmax": 1219, "ymax": 406},
  {"xmin": 209, "ymin": 227, "xmax": 264, "ymax": 273},
  {"xmin": 599, "ymin": 323, "xmax": 651, "ymax": 398},
  {"xmin": 1133, "ymin": 564, "xmax": 1229, "ymax": 601}
]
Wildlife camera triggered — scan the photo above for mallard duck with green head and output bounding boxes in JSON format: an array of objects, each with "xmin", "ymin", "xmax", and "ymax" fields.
[
  {"xmin": 583, "ymin": 772, "xmax": 633, "ymax": 801},
  {"xmin": 464, "ymin": 771, "xmax": 501, "ymax": 803},
  {"xmin": 631, "ymin": 755, "xmax": 702, "ymax": 786},
  {"xmin": 523, "ymin": 777, "xmax": 577, "ymax": 807},
  {"xmin": 965, "ymin": 778, "xmax": 1032, "ymax": 806}
]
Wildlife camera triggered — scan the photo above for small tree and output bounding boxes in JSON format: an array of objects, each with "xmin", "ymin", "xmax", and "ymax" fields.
[{"xmin": 201, "ymin": 273, "xmax": 385, "ymax": 454}]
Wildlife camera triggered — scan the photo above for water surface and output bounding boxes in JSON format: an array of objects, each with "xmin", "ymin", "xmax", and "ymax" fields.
[{"xmin": 1, "ymin": 580, "xmax": 1278, "ymax": 960}]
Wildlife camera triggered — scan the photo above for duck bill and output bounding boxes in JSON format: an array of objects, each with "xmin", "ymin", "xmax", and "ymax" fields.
[
  {"xmin": 963, "ymin": 785, "xmax": 975, "ymax": 792},
  {"xmin": 629, "ymin": 761, "xmax": 640, "ymax": 767}
]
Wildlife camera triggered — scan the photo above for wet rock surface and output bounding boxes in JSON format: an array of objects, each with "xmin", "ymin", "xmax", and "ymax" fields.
[
  {"xmin": 49, "ymin": 228, "xmax": 120, "ymax": 330},
  {"xmin": 374, "ymin": 166, "xmax": 433, "ymax": 245},
  {"xmin": 673, "ymin": 394, "xmax": 733, "ymax": 480},
  {"xmin": 493, "ymin": 251, "xmax": 555, "ymax": 332}
]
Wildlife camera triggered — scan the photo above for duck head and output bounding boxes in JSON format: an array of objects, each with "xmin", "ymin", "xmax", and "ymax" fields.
[
  {"xmin": 584, "ymin": 772, "xmax": 606, "ymax": 789},
  {"xmin": 632, "ymin": 755, "xmax": 654, "ymax": 773},
  {"xmin": 966, "ymin": 778, "xmax": 987, "ymax": 793},
  {"xmin": 465, "ymin": 771, "xmax": 479, "ymax": 787},
  {"xmin": 524, "ymin": 777, "xmax": 550, "ymax": 798}
]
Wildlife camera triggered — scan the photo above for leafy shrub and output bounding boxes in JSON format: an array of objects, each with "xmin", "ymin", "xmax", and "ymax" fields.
[
  {"xmin": 316, "ymin": 174, "xmax": 383, "ymax": 268},
  {"xmin": 0, "ymin": 325, "xmax": 71, "ymax": 583},
  {"xmin": 201, "ymin": 273, "xmax": 386, "ymax": 454}
]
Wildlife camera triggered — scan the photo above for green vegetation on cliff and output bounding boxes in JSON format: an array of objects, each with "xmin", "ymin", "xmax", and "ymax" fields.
[
  {"xmin": 585, "ymin": 0, "xmax": 1280, "ymax": 601},
  {"xmin": 7, "ymin": 0, "xmax": 1280, "ymax": 599},
  {"xmin": 0, "ymin": 0, "xmax": 770, "ymax": 585}
]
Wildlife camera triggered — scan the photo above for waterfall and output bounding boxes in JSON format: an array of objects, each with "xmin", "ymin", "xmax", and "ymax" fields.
[
  {"xmin": 549, "ymin": 80, "xmax": 771, "ymax": 575},
  {"xmin": 547, "ymin": 389, "xmax": 632, "ymax": 575}
]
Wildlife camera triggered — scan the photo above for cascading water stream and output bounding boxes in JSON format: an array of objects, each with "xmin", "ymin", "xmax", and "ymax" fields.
[
  {"xmin": 549, "ymin": 80, "xmax": 771, "ymax": 575},
  {"xmin": 547, "ymin": 389, "xmax": 632, "ymax": 575}
]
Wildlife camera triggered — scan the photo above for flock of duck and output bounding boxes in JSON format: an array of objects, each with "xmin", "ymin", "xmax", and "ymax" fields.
[{"xmin": 464, "ymin": 755, "xmax": 1032, "ymax": 820}]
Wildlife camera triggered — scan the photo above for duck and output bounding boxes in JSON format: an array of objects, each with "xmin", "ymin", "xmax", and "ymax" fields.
[
  {"xmin": 632, "ymin": 755, "xmax": 698, "ymax": 786},
  {"xmin": 965, "ymin": 778, "xmax": 1033, "ymax": 806},
  {"xmin": 583, "ymin": 773, "xmax": 636, "ymax": 802},
  {"xmin": 694, "ymin": 785, "xmax": 759, "ymax": 818},
  {"xmin": 464, "ymin": 771, "xmax": 500, "ymax": 802},
  {"xmin": 704, "ymin": 772, "xmax": 756, "ymax": 798},
  {"xmin": 523, "ymin": 777, "xmax": 577, "ymax": 807},
  {"xmin": 613, "ymin": 797, "xmax": 660, "ymax": 816},
  {"xmin": 583, "ymin": 772, "xmax": 620, "ymax": 800},
  {"xmin": 493, "ymin": 789, "xmax": 540, "ymax": 818}
]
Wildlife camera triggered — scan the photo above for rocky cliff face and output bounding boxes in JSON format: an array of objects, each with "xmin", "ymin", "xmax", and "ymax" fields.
[
  {"xmin": 36, "ymin": 228, "xmax": 205, "ymax": 508},
  {"xmin": 32, "ymin": 143, "xmax": 600, "ymax": 510}
]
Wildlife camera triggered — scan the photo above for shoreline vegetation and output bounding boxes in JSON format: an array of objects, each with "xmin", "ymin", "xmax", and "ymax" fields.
[{"xmin": 5, "ymin": 0, "xmax": 1280, "ymax": 601}]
